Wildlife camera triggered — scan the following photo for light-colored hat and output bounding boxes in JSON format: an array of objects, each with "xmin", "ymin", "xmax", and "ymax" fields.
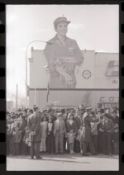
[
  {"xmin": 54, "ymin": 17, "xmax": 71, "ymax": 28},
  {"xmin": 57, "ymin": 112, "xmax": 62, "ymax": 117},
  {"xmin": 86, "ymin": 106, "xmax": 92, "ymax": 110}
]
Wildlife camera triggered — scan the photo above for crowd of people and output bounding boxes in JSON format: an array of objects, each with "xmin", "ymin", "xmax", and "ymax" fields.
[{"xmin": 7, "ymin": 104, "xmax": 119, "ymax": 159}]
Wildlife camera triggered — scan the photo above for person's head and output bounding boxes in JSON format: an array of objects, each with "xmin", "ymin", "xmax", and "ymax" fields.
[
  {"xmin": 63, "ymin": 113, "xmax": 67, "ymax": 120},
  {"xmin": 100, "ymin": 115, "xmax": 104, "ymax": 122},
  {"xmin": 86, "ymin": 106, "xmax": 92, "ymax": 114},
  {"xmin": 54, "ymin": 17, "xmax": 70, "ymax": 37},
  {"xmin": 105, "ymin": 108, "xmax": 110, "ymax": 114},
  {"xmin": 61, "ymin": 109, "xmax": 65, "ymax": 114},
  {"xmin": 33, "ymin": 105, "xmax": 38, "ymax": 112},
  {"xmin": 100, "ymin": 108, "xmax": 105, "ymax": 115},
  {"xmin": 57, "ymin": 112, "xmax": 62, "ymax": 119},
  {"xmin": 96, "ymin": 108, "xmax": 101, "ymax": 115},
  {"xmin": 22, "ymin": 113, "xmax": 26, "ymax": 120},
  {"xmin": 68, "ymin": 113, "xmax": 74, "ymax": 120},
  {"xmin": 29, "ymin": 109, "xmax": 33, "ymax": 115},
  {"xmin": 22, "ymin": 109, "xmax": 27, "ymax": 117}
]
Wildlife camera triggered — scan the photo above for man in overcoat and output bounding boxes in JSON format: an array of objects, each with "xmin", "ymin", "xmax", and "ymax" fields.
[
  {"xmin": 28, "ymin": 106, "xmax": 42, "ymax": 159},
  {"xmin": 82, "ymin": 107, "xmax": 95, "ymax": 156},
  {"xmin": 54, "ymin": 112, "xmax": 66, "ymax": 154}
]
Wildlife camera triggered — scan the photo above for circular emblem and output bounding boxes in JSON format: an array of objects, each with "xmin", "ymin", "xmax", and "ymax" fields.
[{"xmin": 82, "ymin": 70, "xmax": 91, "ymax": 79}]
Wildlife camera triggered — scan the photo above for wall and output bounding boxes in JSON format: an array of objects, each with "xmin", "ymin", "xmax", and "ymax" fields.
[
  {"xmin": 29, "ymin": 89, "xmax": 118, "ymax": 108},
  {"xmin": 29, "ymin": 49, "xmax": 119, "ymax": 89},
  {"xmin": 29, "ymin": 49, "xmax": 119, "ymax": 108}
]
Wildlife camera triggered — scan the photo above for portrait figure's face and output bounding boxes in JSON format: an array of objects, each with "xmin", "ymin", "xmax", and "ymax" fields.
[{"xmin": 55, "ymin": 22, "xmax": 68, "ymax": 36}]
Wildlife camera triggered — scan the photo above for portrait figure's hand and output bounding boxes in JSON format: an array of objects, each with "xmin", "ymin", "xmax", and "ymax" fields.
[
  {"xmin": 56, "ymin": 65, "xmax": 73, "ymax": 85},
  {"xmin": 64, "ymin": 73, "xmax": 73, "ymax": 84}
]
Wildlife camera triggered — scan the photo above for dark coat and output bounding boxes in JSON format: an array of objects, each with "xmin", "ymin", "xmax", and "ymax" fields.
[
  {"xmin": 13, "ymin": 129, "xmax": 22, "ymax": 143},
  {"xmin": 83, "ymin": 115, "xmax": 92, "ymax": 142},
  {"xmin": 19, "ymin": 118, "xmax": 27, "ymax": 140},
  {"xmin": 97, "ymin": 122, "xmax": 105, "ymax": 133},
  {"xmin": 20, "ymin": 119, "xmax": 27, "ymax": 131},
  {"xmin": 104, "ymin": 117, "xmax": 114, "ymax": 133},
  {"xmin": 66, "ymin": 120, "xmax": 77, "ymax": 133},
  {"xmin": 28, "ymin": 112, "xmax": 41, "ymax": 142},
  {"xmin": 74, "ymin": 117, "xmax": 82, "ymax": 130},
  {"xmin": 47, "ymin": 122, "xmax": 54, "ymax": 135}
]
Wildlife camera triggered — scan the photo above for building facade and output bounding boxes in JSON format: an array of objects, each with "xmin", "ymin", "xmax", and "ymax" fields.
[{"xmin": 28, "ymin": 48, "xmax": 119, "ymax": 108}]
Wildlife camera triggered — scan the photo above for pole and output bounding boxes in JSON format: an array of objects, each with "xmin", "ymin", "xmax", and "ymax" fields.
[
  {"xmin": 26, "ymin": 52, "xmax": 27, "ymax": 107},
  {"xmin": 34, "ymin": 88, "xmax": 37, "ymax": 105},
  {"xmin": 16, "ymin": 84, "xmax": 18, "ymax": 110},
  {"xmin": 46, "ymin": 82, "xmax": 50, "ymax": 104}
]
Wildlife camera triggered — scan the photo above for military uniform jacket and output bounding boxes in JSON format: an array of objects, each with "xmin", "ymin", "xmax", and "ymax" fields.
[{"xmin": 44, "ymin": 35, "xmax": 84, "ymax": 88}]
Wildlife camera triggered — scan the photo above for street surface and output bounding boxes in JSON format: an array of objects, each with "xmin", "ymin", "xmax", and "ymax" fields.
[{"xmin": 7, "ymin": 154, "xmax": 119, "ymax": 171}]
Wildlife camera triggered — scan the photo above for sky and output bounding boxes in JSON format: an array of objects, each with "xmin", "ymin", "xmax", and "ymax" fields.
[{"xmin": 6, "ymin": 5, "xmax": 119, "ymax": 101}]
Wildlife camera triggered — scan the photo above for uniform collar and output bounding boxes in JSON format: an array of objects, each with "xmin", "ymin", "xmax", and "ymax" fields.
[{"xmin": 54, "ymin": 34, "xmax": 68, "ymax": 46}]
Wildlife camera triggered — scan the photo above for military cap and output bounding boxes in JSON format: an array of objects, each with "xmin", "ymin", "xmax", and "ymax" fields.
[{"xmin": 54, "ymin": 17, "xmax": 71, "ymax": 28}]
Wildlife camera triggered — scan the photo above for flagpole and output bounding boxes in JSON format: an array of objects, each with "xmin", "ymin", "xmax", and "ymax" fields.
[
  {"xmin": 46, "ymin": 82, "xmax": 50, "ymax": 104},
  {"xmin": 34, "ymin": 88, "xmax": 37, "ymax": 105},
  {"xmin": 16, "ymin": 84, "xmax": 18, "ymax": 110}
]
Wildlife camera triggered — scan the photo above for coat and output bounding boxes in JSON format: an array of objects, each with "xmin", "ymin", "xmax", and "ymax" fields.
[
  {"xmin": 54, "ymin": 118, "xmax": 66, "ymax": 136},
  {"xmin": 77, "ymin": 127, "xmax": 85, "ymax": 143},
  {"xmin": 13, "ymin": 129, "xmax": 22, "ymax": 143},
  {"xmin": 40, "ymin": 121, "xmax": 48, "ymax": 139},
  {"xmin": 83, "ymin": 115, "xmax": 92, "ymax": 142},
  {"xmin": 66, "ymin": 119, "xmax": 77, "ymax": 133},
  {"xmin": 104, "ymin": 117, "xmax": 114, "ymax": 133},
  {"xmin": 28, "ymin": 112, "xmax": 41, "ymax": 142},
  {"xmin": 47, "ymin": 122, "xmax": 54, "ymax": 135}
]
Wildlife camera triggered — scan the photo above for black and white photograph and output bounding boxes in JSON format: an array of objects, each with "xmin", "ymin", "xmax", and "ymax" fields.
[{"xmin": 6, "ymin": 5, "xmax": 119, "ymax": 171}]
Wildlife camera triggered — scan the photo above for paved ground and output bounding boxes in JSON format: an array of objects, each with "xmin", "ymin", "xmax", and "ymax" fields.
[{"xmin": 7, "ymin": 154, "xmax": 119, "ymax": 171}]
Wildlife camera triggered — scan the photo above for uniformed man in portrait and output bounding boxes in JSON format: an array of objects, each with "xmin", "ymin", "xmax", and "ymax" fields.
[{"xmin": 44, "ymin": 17, "xmax": 84, "ymax": 88}]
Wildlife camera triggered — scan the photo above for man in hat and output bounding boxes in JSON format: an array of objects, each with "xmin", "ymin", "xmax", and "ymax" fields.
[
  {"xmin": 82, "ymin": 107, "xmax": 95, "ymax": 156},
  {"xmin": 19, "ymin": 111, "xmax": 27, "ymax": 155},
  {"xmin": 28, "ymin": 106, "xmax": 42, "ymax": 159},
  {"xmin": 44, "ymin": 17, "xmax": 84, "ymax": 88},
  {"xmin": 103, "ymin": 111, "xmax": 114, "ymax": 155}
]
